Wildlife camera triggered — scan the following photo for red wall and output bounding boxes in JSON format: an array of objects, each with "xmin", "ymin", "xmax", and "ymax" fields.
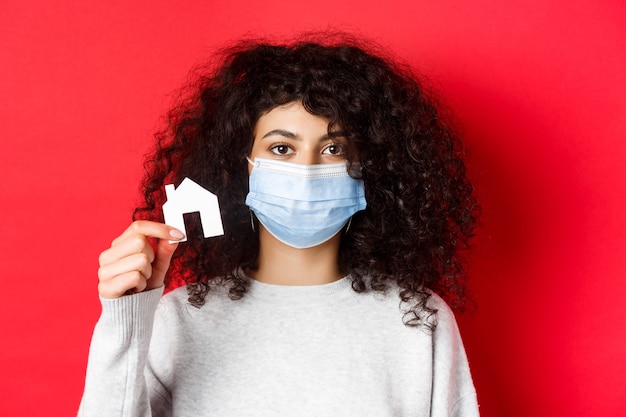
[{"xmin": 1, "ymin": 1, "xmax": 625, "ymax": 415}]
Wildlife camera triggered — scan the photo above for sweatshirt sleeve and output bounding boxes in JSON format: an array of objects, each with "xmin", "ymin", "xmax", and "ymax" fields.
[
  {"xmin": 429, "ymin": 295, "xmax": 480, "ymax": 417},
  {"xmin": 77, "ymin": 287, "xmax": 167, "ymax": 417}
]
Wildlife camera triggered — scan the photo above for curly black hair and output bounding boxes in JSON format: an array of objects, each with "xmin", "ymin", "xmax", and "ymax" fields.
[{"xmin": 133, "ymin": 33, "xmax": 479, "ymax": 327}]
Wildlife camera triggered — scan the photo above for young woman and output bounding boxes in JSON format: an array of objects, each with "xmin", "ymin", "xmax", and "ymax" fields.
[{"xmin": 79, "ymin": 34, "xmax": 480, "ymax": 416}]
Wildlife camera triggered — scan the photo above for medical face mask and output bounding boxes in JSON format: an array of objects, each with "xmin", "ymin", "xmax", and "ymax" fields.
[{"xmin": 245, "ymin": 158, "xmax": 367, "ymax": 249}]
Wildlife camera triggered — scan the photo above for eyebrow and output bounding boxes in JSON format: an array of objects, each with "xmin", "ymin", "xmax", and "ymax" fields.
[{"xmin": 261, "ymin": 129, "xmax": 346, "ymax": 140}]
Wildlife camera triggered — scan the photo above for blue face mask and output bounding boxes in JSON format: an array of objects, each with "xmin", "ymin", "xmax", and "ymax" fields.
[{"xmin": 245, "ymin": 158, "xmax": 367, "ymax": 249}]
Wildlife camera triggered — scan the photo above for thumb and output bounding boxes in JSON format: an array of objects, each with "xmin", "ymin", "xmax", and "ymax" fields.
[{"xmin": 146, "ymin": 238, "xmax": 180, "ymax": 290}]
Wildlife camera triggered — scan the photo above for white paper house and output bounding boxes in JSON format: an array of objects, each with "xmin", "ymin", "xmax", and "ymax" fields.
[{"xmin": 162, "ymin": 177, "xmax": 224, "ymax": 243}]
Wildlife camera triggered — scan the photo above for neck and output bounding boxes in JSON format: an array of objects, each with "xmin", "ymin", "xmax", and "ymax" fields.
[{"xmin": 250, "ymin": 226, "xmax": 343, "ymax": 286}]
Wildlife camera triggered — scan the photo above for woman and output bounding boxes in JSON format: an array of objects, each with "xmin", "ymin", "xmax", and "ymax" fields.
[{"xmin": 79, "ymin": 33, "xmax": 480, "ymax": 416}]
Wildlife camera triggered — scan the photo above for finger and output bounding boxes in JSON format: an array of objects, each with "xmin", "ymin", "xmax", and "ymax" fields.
[
  {"xmin": 111, "ymin": 220, "xmax": 185, "ymax": 247},
  {"xmin": 145, "ymin": 240, "xmax": 179, "ymax": 290},
  {"xmin": 98, "ymin": 270, "xmax": 149, "ymax": 299},
  {"xmin": 99, "ymin": 233, "xmax": 155, "ymax": 268},
  {"xmin": 98, "ymin": 252, "xmax": 153, "ymax": 284},
  {"xmin": 97, "ymin": 221, "xmax": 184, "ymax": 298}
]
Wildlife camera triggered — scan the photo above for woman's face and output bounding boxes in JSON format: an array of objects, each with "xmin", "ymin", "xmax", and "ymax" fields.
[{"xmin": 248, "ymin": 102, "xmax": 348, "ymax": 171}]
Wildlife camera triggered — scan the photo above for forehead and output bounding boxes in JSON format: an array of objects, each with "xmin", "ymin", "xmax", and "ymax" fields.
[{"xmin": 254, "ymin": 102, "xmax": 332, "ymax": 136}]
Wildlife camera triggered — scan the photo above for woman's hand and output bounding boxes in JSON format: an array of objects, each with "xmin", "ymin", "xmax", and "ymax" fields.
[{"xmin": 97, "ymin": 221, "xmax": 185, "ymax": 298}]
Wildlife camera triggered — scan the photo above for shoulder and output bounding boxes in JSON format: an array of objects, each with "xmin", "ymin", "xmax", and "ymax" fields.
[
  {"xmin": 160, "ymin": 283, "xmax": 231, "ymax": 306},
  {"xmin": 422, "ymin": 291, "xmax": 463, "ymax": 342},
  {"xmin": 420, "ymin": 290, "xmax": 470, "ymax": 365},
  {"xmin": 380, "ymin": 281, "xmax": 458, "ymax": 330},
  {"xmin": 161, "ymin": 285, "xmax": 192, "ymax": 304},
  {"xmin": 155, "ymin": 284, "xmax": 232, "ymax": 324},
  {"xmin": 354, "ymin": 282, "xmax": 460, "ymax": 339},
  {"xmin": 425, "ymin": 291, "xmax": 458, "ymax": 328},
  {"xmin": 157, "ymin": 285, "xmax": 190, "ymax": 315}
]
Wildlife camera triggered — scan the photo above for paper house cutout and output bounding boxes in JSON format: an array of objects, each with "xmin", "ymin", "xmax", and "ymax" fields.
[{"xmin": 162, "ymin": 177, "xmax": 224, "ymax": 243}]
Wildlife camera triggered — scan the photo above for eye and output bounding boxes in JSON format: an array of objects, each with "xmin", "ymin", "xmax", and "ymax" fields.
[
  {"xmin": 322, "ymin": 143, "xmax": 345, "ymax": 156},
  {"xmin": 270, "ymin": 143, "xmax": 294, "ymax": 155}
]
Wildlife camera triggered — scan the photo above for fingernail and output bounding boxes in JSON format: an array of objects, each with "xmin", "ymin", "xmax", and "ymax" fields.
[{"xmin": 169, "ymin": 229, "xmax": 185, "ymax": 240}]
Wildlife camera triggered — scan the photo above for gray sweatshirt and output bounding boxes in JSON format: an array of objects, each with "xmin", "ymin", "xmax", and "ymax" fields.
[{"xmin": 78, "ymin": 275, "xmax": 479, "ymax": 416}]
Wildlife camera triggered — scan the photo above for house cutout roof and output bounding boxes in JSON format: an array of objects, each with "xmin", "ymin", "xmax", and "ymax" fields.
[{"xmin": 162, "ymin": 177, "xmax": 224, "ymax": 243}]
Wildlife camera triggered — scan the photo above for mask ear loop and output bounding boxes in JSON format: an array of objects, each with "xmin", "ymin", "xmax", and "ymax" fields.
[
  {"xmin": 250, "ymin": 211, "xmax": 256, "ymax": 233},
  {"xmin": 344, "ymin": 217, "xmax": 353, "ymax": 234},
  {"xmin": 247, "ymin": 155, "xmax": 257, "ymax": 233}
]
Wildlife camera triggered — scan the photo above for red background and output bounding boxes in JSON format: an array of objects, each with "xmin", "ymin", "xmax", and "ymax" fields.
[{"xmin": 1, "ymin": 1, "xmax": 625, "ymax": 416}]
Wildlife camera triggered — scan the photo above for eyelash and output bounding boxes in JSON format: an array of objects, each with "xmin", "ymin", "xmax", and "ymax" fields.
[
  {"xmin": 322, "ymin": 144, "xmax": 344, "ymax": 155},
  {"xmin": 269, "ymin": 143, "xmax": 293, "ymax": 155},
  {"xmin": 268, "ymin": 142, "xmax": 346, "ymax": 156}
]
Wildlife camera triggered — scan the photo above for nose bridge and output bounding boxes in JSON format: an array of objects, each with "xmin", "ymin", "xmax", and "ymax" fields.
[{"xmin": 296, "ymin": 140, "xmax": 321, "ymax": 165}]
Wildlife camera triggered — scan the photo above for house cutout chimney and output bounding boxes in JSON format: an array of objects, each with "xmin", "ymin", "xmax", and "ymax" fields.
[{"xmin": 162, "ymin": 177, "xmax": 224, "ymax": 243}]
